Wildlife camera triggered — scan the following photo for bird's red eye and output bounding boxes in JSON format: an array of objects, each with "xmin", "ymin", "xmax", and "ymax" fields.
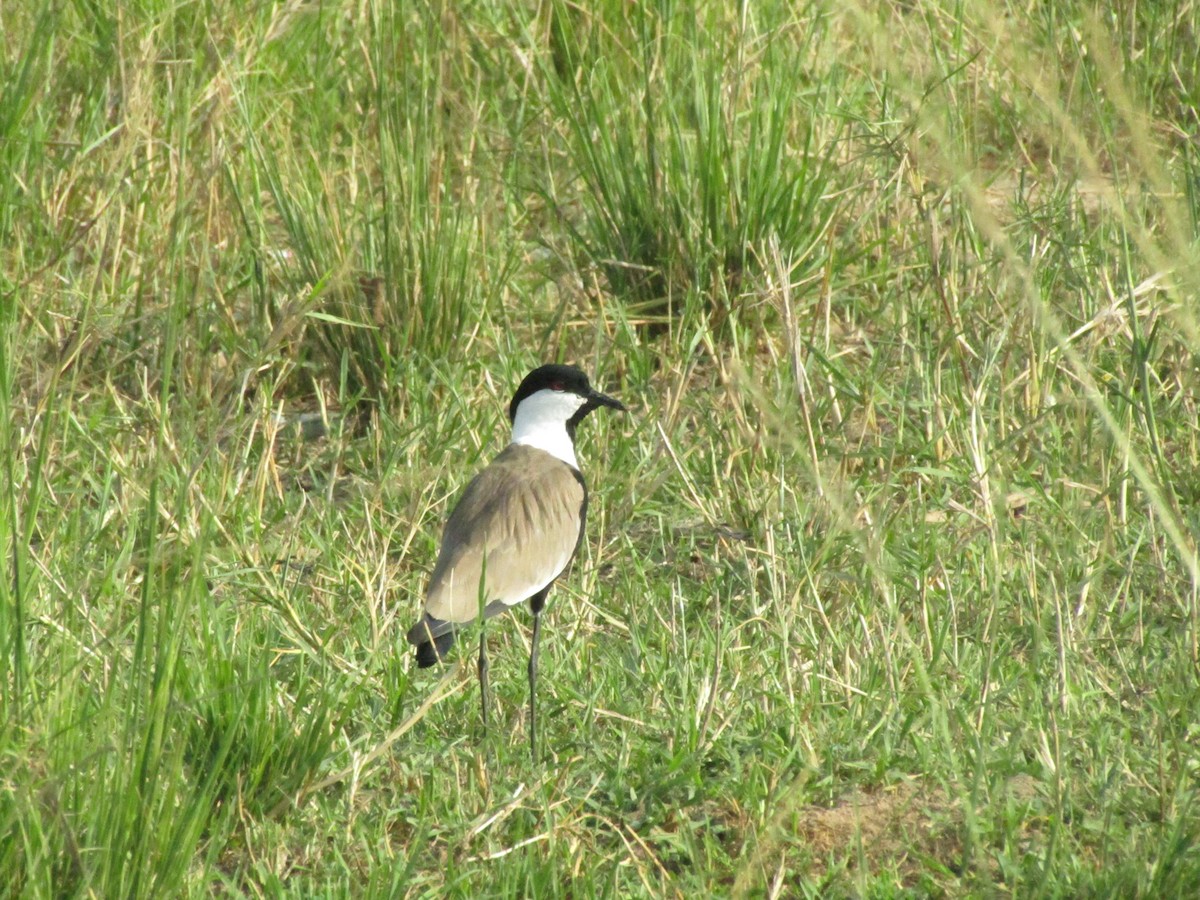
[{"xmin": 550, "ymin": 380, "xmax": 565, "ymax": 391}]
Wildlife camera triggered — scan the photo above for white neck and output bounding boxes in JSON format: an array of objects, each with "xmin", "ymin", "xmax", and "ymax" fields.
[{"xmin": 509, "ymin": 388, "xmax": 585, "ymax": 468}]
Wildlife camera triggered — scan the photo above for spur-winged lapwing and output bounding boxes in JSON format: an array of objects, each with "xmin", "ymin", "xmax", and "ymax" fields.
[{"xmin": 406, "ymin": 364, "xmax": 625, "ymax": 760}]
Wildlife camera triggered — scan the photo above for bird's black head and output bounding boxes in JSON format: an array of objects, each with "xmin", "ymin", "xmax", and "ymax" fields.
[{"xmin": 508, "ymin": 364, "xmax": 626, "ymax": 426}]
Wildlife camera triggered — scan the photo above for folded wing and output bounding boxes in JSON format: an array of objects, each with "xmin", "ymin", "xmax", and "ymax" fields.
[{"xmin": 421, "ymin": 444, "xmax": 586, "ymax": 628}]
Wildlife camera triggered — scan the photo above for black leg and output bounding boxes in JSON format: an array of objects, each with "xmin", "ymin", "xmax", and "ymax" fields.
[
  {"xmin": 478, "ymin": 627, "xmax": 489, "ymax": 733},
  {"xmin": 528, "ymin": 605, "xmax": 540, "ymax": 763},
  {"xmin": 527, "ymin": 588, "xmax": 548, "ymax": 763}
]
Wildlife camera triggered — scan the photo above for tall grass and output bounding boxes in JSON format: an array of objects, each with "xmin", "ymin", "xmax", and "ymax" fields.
[
  {"xmin": 2, "ymin": 0, "xmax": 1199, "ymax": 895},
  {"xmin": 539, "ymin": 0, "xmax": 845, "ymax": 338}
]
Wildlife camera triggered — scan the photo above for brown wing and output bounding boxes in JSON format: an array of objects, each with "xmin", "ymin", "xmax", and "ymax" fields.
[{"xmin": 423, "ymin": 444, "xmax": 586, "ymax": 624}]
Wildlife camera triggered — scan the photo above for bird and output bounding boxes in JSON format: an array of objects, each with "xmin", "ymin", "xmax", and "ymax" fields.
[{"xmin": 405, "ymin": 363, "xmax": 625, "ymax": 760}]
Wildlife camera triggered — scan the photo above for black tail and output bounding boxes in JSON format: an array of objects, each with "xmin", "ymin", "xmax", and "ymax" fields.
[
  {"xmin": 414, "ymin": 631, "xmax": 454, "ymax": 668},
  {"xmin": 407, "ymin": 615, "xmax": 455, "ymax": 668}
]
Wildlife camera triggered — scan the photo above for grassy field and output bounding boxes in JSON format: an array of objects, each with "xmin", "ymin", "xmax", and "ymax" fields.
[{"xmin": 3, "ymin": 0, "xmax": 1200, "ymax": 895}]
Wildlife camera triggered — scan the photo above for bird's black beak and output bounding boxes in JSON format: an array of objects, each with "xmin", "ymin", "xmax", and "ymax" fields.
[{"xmin": 587, "ymin": 389, "xmax": 626, "ymax": 413}]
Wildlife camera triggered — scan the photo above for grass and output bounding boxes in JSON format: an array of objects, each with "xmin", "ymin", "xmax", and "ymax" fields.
[{"xmin": 3, "ymin": 0, "xmax": 1200, "ymax": 895}]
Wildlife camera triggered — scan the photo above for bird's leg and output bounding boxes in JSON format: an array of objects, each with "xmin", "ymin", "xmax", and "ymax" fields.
[
  {"xmin": 478, "ymin": 627, "xmax": 489, "ymax": 733},
  {"xmin": 528, "ymin": 609, "xmax": 540, "ymax": 762},
  {"xmin": 528, "ymin": 590, "xmax": 547, "ymax": 763}
]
